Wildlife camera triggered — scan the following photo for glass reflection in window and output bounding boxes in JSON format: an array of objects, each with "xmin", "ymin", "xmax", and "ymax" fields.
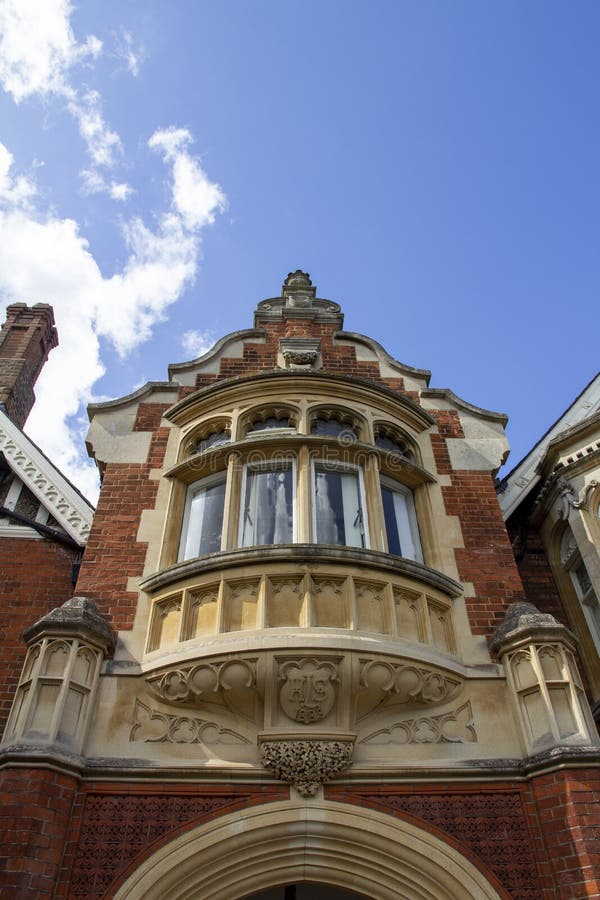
[
  {"xmin": 313, "ymin": 464, "xmax": 366, "ymax": 547},
  {"xmin": 179, "ymin": 476, "xmax": 226, "ymax": 560},
  {"xmin": 241, "ymin": 463, "xmax": 294, "ymax": 546},
  {"xmin": 381, "ymin": 479, "xmax": 421, "ymax": 561}
]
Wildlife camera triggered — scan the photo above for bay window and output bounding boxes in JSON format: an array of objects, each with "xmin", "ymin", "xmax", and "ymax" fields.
[{"xmin": 177, "ymin": 454, "xmax": 422, "ymax": 561}]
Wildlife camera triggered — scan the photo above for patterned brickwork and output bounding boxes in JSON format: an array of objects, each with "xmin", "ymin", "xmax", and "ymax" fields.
[
  {"xmin": 0, "ymin": 537, "xmax": 80, "ymax": 735},
  {"xmin": 0, "ymin": 768, "xmax": 78, "ymax": 899},
  {"xmin": 60, "ymin": 784, "xmax": 288, "ymax": 899},
  {"xmin": 325, "ymin": 784, "xmax": 543, "ymax": 899}
]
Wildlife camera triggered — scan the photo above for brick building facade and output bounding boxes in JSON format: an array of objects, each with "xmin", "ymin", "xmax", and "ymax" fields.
[{"xmin": 1, "ymin": 273, "xmax": 599, "ymax": 899}]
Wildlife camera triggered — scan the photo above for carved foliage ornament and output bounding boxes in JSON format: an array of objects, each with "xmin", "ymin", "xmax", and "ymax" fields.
[{"xmin": 260, "ymin": 738, "xmax": 354, "ymax": 797}]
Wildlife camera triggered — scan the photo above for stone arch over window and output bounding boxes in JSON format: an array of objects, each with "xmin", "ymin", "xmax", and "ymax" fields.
[
  {"xmin": 308, "ymin": 406, "xmax": 366, "ymax": 442},
  {"xmin": 373, "ymin": 422, "xmax": 417, "ymax": 463},
  {"xmin": 112, "ymin": 800, "xmax": 503, "ymax": 900},
  {"xmin": 240, "ymin": 404, "xmax": 299, "ymax": 438},
  {"xmin": 183, "ymin": 418, "xmax": 231, "ymax": 459}
]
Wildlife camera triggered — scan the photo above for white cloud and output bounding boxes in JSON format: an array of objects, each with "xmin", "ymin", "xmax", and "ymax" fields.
[
  {"xmin": 0, "ymin": 0, "xmax": 101, "ymax": 102},
  {"xmin": 181, "ymin": 329, "xmax": 215, "ymax": 358},
  {"xmin": 0, "ymin": 0, "xmax": 125, "ymax": 190},
  {"xmin": 0, "ymin": 142, "xmax": 36, "ymax": 207},
  {"xmin": 67, "ymin": 89, "xmax": 122, "ymax": 168},
  {"xmin": 149, "ymin": 127, "xmax": 226, "ymax": 230},
  {"xmin": 110, "ymin": 181, "xmax": 133, "ymax": 201},
  {"xmin": 0, "ymin": 7, "xmax": 226, "ymax": 501},
  {"xmin": 81, "ymin": 168, "xmax": 133, "ymax": 201},
  {"xmin": 0, "ymin": 134, "xmax": 225, "ymax": 501},
  {"xmin": 114, "ymin": 28, "xmax": 143, "ymax": 77}
]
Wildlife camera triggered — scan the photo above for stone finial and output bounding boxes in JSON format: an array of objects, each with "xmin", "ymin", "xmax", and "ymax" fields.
[
  {"xmin": 491, "ymin": 601, "xmax": 574, "ymax": 656},
  {"xmin": 23, "ymin": 595, "xmax": 116, "ymax": 654},
  {"xmin": 282, "ymin": 270, "xmax": 317, "ymax": 307}
]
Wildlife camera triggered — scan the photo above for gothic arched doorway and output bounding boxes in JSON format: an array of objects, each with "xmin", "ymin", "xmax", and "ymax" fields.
[
  {"xmin": 247, "ymin": 886, "xmax": 368, "ymax": 899},
  {"xmin": 113, "ymin": 800, "xmax": 504, "ymax": 900}
]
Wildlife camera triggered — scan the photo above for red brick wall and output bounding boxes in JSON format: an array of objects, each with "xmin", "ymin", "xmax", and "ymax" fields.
[
  {"xmin": 0, "ymin": 537, "xmax": 80, "ymax": 736},
  {"xmin": 0, "ymin": 768, "xmax": 78, "ymax": 899},
  {"xmin": 506, "ymin": 505, "xmax": 568, "ymax": 625},
  {"xmin": 76, "ymin": 412, "xmax": 169, "ymax": 630},
  {"xmin": 526, "ymin": 768, "xmax": 600, "ymax": 899},
  {"xmin": 1, "ymin": 768, "xmax": 597, "ymax": 898},
  {"xmin": 0, "ymin": 303, "xmax": 58, "ymax": 429}
]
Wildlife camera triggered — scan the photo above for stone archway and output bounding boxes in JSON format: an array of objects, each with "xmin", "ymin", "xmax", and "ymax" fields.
[{"xmin": 113, "ymin": 800, "xmax": 504, "ymax": 900}]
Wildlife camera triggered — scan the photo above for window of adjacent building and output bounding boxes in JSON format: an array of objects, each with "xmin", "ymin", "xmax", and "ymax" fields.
[
  {"xmin": 240, "ymin": 462, "xmax": 295, "ymax": 546},
  {"xmin": 572, "ymin": 560, "xmax": 600, "ymax": 650},
  {"xmin": 313, "ymin": 463, "xmax": 367, "ymax": 548},
  {"xmin": 178, "ymin": 474, "xmax": 226, "ymax": 561},
  {"xmin": 560, "ymin": 525, "xmax": 600, "ymax": 653},
  {"xmin": 380, "ymin": 477, "xmax": 421, "ymax": 561}
]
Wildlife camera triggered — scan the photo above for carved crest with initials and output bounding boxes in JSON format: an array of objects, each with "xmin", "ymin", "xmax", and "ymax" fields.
[{"xmin": 279, "ymin": 658, "xmax": 337, "ymax": 724}]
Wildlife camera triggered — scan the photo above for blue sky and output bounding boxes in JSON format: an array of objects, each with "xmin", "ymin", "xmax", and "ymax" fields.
[{"xmin": 0, "ymin": 1, "xmax": 598, "ymax": 501}]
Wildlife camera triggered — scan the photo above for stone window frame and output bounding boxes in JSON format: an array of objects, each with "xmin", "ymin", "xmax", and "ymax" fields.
[
  {"xmin": 380, "ymin": 474, "xmax": 423, "ymax": 563},
  {"xmin": 176, "ymin": 429, "xmax": 431, "ymax": 567}
]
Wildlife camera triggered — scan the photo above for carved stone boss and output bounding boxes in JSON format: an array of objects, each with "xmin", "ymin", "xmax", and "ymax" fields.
[{"xmin": 260, "ymin": 738, "xmax": 354, "ymax": 797}]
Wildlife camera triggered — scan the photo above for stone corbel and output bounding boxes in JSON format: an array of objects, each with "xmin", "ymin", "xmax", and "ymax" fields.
[
  {"xmin": 259, "ymin": 735, "xmax": 355, "ymax": 796},
  {"xmin": 278, "ymin": 337, "xmax": 321, "ymax": 369}
]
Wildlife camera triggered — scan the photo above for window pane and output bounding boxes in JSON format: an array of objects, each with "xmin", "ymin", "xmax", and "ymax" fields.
[
  {"xmin": 314, "ymin": 466, "xmax": 365, "ymax": 547},
  {"xmin": 180, "ymin": 479, "xmax": 225, "ymax": 560},
  {"xmin": 381, "ymin": 484, "xmax": 418, "ymax": 560},
  {"xmin": 242, "ymin": 467, "xmax": 293, "ymax": 546}
]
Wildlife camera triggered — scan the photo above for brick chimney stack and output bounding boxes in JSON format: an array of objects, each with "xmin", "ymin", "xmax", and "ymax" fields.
[{"xmin": 0, "ymin": 303, "xmax": 59, "ymax": 429}]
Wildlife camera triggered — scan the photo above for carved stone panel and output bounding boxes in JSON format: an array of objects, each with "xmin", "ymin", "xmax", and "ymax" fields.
[
  {"xmin": 146, "ymin": 657, "xmax": 261, "ymax": 723},
  {"xmin": 279, "ymin": 658, "xmax": 338, "ymax": 724},
  {"xmin": 130, "ymin": 699, "xmax": 251, "ymax": 746},
  {"xmin": 359, "ymin": 701, "xmax": 477, "ymax": 746}
]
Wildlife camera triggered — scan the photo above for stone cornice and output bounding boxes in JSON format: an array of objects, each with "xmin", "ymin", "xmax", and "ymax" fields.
[
  {"xmin": 140, "ymin": 544, "xmax": 463, "ymax": 598},
  {"xmin": 0, "ymin": 410, "xmax": 93, "ymax": 544}
]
